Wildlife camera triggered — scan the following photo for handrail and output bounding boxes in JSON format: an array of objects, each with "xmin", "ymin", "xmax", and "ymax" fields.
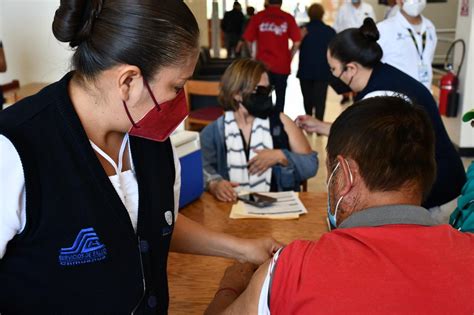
[{"xmin": 436, "ymin": 28, "xmax": 456, "ymax": 33}]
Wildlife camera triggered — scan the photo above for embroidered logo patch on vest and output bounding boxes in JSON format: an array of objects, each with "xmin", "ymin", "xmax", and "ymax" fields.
[
  {"xmin": 164, "ymin": 211, "xmax": 173, "ymax": 226},
  {"xmin": 58, "ymin": 227, "xmax": 107, "ymax": 266}
]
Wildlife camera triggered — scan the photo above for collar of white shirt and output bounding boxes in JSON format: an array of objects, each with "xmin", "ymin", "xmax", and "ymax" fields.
[{"xmin": 395, "ymin": 10, "xmax": 428, "ymax": 35}]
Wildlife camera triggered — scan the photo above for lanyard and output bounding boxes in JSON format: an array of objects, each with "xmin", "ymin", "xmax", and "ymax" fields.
[{"xmin": 407, "ymin": 28, "xmax": 427, "ymax": 61}]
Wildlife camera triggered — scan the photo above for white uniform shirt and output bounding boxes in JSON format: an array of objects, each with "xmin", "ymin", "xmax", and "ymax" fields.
[
  {"xmin": 333, "ymin": 2, "xmax": 376, "ymax": 33},
  {"xmin": 384, "ymin": 5, "xmax": 399, "ymax": 20},
  {"xmin": 377, "ymin": 11, "xmax": 437, "ymax": 90},
  {"xmin": 0, "ymin": 134, "xmax": 182, "ymax": 259}
]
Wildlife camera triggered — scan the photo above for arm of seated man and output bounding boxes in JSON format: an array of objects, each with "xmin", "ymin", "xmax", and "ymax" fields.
[
  {"xmin": 205, "ymin": 260, "xmax": 271, "ymax": 315},
  {"xmin": 205, "ymin": 248, "xmax": 283, "ymax": 315}
]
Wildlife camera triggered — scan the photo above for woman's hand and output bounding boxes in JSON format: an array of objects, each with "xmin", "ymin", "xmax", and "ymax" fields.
[
  {"xmin": 237, "ymin": 237, "xmax": 283, "ymax": 265},
  {"xmin": 248, "ymin": 149, "xmax": 288, "ymax": 176},
  {"xmin": 209, "ymin": 180, "xmax": 239, "ymax": 202},
  {"xmin": 295, "ymin": 115, "xmax": 331, "ymax": 136}
]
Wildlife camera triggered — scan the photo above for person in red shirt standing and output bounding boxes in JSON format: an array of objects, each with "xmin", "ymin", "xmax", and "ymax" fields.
[
  {"xmin": 243, "ymin": 0, "xmax": 301, "ymax": 113},
  {"xmin": 205, "ymin": 96, "xmax": 474, "ymax": 315}
]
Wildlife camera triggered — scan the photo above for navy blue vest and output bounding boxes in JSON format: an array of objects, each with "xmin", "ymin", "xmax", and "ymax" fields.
[{"xmin": 0, "ymin": 73, "xmax": 175, "ymax": 314}]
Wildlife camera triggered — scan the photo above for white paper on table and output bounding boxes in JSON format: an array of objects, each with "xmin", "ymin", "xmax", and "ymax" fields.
[{"xmin": 242, "ymin": 191, "xmax": 308, "ymax": 215}]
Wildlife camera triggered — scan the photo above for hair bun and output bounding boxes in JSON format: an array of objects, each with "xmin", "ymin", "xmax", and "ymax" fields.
[
  {"xmin": 52, "ymin": 0, "xmax": 103, "ymax": 48},
  {"xmin": 359, "ymin": 18, "xmax": 380, "ymax": 42}
]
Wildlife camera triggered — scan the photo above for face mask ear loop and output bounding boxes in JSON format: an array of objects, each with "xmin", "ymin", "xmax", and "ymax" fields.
[
  {"xmin": 347, "ymin": 75, "xmax": 354, "ymax": 88},
  {"xmin": 327, "ymin": 162, "xmax": 340, "ymax": 186},
  {"xmin": 344, "ymin": 159, "xmax": 354, "ymax": 185},
  {"xmin": 327, "ymin": 162, "xmax": 340, "ymax": 222},
  {"xmin": 142, "ymin": 77, "xmax": 162, "ymax": 112},
  {"xmin": 123, "ymin": 100, "xmax": 139, "ymax": 128},
  {"xmin": 334, "ymin": 195, "xmax": 344, "ymax": 223},
  {"xmin": 333, "ymin": 159, "xmax": 354, "ymax": 224}
]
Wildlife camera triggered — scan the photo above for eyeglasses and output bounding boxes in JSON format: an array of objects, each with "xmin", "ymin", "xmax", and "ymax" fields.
[{"xmin": 253, "ymin": 85, "xmax": 274, "ymax": 96}]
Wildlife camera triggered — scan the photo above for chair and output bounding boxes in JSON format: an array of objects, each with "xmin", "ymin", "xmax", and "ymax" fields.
[
  {"xmin": 1, "ymin": 79, "xmax": 20, "ymax": 103},
  {"xmin": 184, "ymin": 80, "xmax": 223, "ymax": 130},
  {"xmin": 301, "ymin": 180, "xmax": 308, "ymax": 192},
  {"xmin": 0, "ymin": 79, "xmax": 20, "ymax": 93}
]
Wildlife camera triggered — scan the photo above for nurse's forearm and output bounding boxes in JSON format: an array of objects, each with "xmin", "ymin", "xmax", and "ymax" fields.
[{"xmin": 170, "ymin": 213, "xmax": 246, "ymax": 261}]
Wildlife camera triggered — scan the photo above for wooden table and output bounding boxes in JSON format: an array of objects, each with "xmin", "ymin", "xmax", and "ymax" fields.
[
  {"xmin": 3, "ymin": 82, "xmax": 49, "ymax": 105},
  {"xmin": 168, "ymin": 192, "xmax": 328, "ymax": 315}
]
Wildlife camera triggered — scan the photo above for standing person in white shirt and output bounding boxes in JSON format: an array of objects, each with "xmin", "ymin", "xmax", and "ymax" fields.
[
  {"xmin": 383, "ymin": 0, "xmax": 399, "ymax": 19},
  {"xmin": 333, "ymin": 0, "xmax": 376, "ymax": 104},
  {"xmin": 377, "ymin": 0, "xmax": 437, "ymax": 90},
  {"xmin": 333, "ymin": 0, "xmax": 376, "ymax": 33}
]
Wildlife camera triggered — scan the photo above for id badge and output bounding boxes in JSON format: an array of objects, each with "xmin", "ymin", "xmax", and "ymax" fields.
[{"xmin": 418, "ymin": 63, "xmax": 430, "ymax": 84}]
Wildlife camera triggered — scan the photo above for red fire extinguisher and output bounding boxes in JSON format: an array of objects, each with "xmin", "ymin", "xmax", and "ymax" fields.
[{"xmin": 439, "ymin": 39, "xmax": 465, "ymax": 117}]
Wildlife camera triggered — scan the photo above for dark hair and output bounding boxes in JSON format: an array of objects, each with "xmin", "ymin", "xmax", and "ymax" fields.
[
  {"xmin": 328, "ymin": 18, "xmax": 383, "ymax": 68},
  {"xmin": 327, "ymin": 96, "xmax": 436, "ymax": 200},
  {"xmin": 247, "ymin": 6, "xmax": 256, "ymax": 16},
  {"xmin": 218, "ymin": 59, "xmax": 267, "ymax": 111},
  {"xmin": 308, "ymin": 3, "xmax": 324, "ymax": 21},
  {"xmin": 52, "ymin": 0, "xmax": 199, "ymax": 81},
  {"xmin": 268, "ymin": 0, "xmax": 283, "ymax": 5}
]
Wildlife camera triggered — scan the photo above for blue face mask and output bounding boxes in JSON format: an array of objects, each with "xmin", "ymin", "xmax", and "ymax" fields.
[{"xmin": 326, "ymin": 160, "xmax": 353, "ymax": 230}]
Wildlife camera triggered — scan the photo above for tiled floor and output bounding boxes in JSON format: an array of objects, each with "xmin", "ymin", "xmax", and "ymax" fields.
[{"xmin": 283, "ymin": 55, "xmax": 348, "ymax": 193}]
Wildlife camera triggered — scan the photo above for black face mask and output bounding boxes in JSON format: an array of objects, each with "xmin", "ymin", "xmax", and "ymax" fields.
[
  {"xmin": 328, "ymin": 66, "xmax": 354, "ymax": 95},
  {"xmin": 242, "ymin": 85, "xmax": 274, "ymax": 119}
]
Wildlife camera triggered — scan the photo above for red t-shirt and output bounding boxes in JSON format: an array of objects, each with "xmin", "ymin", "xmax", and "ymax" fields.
[
  {"xmin": 243, "ymin": 7, "xmax": 301, "ymax": 75},
  {"xmin": 270, "ymin": 225, "xmax": 474, "ymax": 314}
]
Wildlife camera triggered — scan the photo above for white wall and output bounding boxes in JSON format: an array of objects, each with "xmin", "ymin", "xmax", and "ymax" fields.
[
  {"xmin": 0, "ymin": 0, "xmax": 209, "ymax": 86},
  {"xmin": 0, "ymin": 0, "xmax": 73, "ymax": 85},
  {"xmin": 185, "ymin": 0, "xmax": 209, "ymax": 47},
  {"xmin": 443, "ymin": 0, "xmax": 474, "ymax": 149}
]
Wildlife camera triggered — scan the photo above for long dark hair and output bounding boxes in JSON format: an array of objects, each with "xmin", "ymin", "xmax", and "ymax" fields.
[
  {"xmin": 52, "ymin": 0, "xmax": 200, "ymax": 81},
  {"xmin": 328, "ymin": 18, "xmax": 382, "ymax": 68}
]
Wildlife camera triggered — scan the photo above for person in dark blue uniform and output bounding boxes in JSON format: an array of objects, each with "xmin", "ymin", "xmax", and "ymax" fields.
[
  {"xmin": 0, "ymin": 1, "xmax": 280, "ymax": 314},
  {"xmin": 297, "ymin": 3, "xmax": 336, "ymax": 120},
  {"xmin": 296, "ymin": 18, "xmax": 466, "ymax": 210}
]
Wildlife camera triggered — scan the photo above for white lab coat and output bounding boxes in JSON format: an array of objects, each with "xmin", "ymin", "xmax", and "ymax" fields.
[
  {"xmin": 333, "ymin": 2, "xmax": 376, "ymax": 33},
  {"xmin": 383, "ymin": 5, "xmax": 399, "ymax": 20},
  {"xmin": 377, "ymin": 11, "xmax": 437, "ymax": 90}
]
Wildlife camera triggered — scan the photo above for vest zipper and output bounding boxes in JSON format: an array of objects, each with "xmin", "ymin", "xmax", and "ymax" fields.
[{"xmin": 131, "ymin": 236, "xmax": 147, "ymax": 314}]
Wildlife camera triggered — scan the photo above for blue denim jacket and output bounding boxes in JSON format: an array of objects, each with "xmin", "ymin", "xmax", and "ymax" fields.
[{"xmin": 200, "ymin": 116, "xmax": 318, "ymax": 191}]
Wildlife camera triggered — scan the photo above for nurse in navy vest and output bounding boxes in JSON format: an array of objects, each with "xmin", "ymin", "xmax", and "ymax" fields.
[
  {"xmin": 0, "ymin": 1, "xmax": 280, "ymax": 314},
  {"xmin": 296, "ymin": 18, "xmax": 466, "ymax": 211}
]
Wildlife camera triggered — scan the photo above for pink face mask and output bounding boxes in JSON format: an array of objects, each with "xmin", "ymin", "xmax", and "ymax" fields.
[{"xmin": 123, "ymin": 78, "xmax": 188, "ymax": 142}]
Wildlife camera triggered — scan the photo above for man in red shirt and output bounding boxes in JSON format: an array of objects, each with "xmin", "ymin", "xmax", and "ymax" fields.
[
  {"xmin": 243, "ymin": 0, "xmax": 301, "ymax": 113},
  {"xmin": 205, "ymin": 96, "xmax": 474, "ymax": 314}
]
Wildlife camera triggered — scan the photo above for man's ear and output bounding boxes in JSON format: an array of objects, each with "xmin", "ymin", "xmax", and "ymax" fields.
[
  {"xmin": 117, "ymin": 65, "xmax": 142, "ymax": 102},
  {"xmin": 336, "ymin": 155, "xmax": 355, "ymax": 196}
]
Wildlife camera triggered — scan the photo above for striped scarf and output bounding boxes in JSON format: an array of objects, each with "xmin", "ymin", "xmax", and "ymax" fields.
[{"xmin": 224, "ymin": 111, "xmax": 273, "ymax": 192}]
